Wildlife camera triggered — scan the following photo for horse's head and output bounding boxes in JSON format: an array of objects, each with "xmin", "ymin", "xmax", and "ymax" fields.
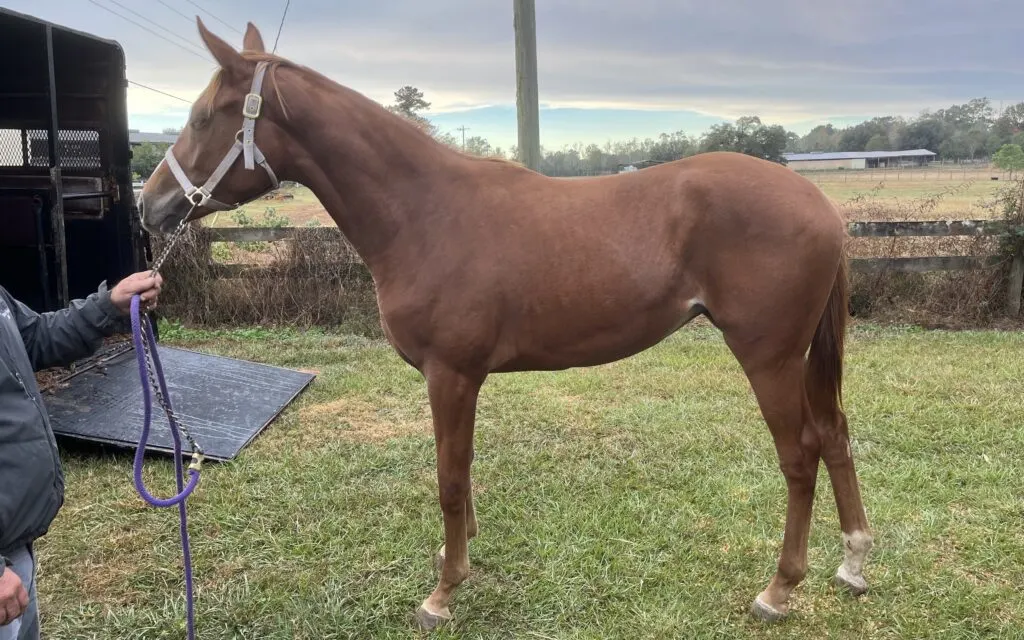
[{"xmin": 140, "ymin": 18, "xmax": 285, "ymax": 235}]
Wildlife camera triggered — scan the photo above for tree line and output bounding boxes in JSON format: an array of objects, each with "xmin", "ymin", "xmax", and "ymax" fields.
[
  {"xmin": 392, "ymin": 88, "xmax": 1024, "ymax": 178},
  {"xmin": 791, "ymin": 98, "xmax": 1024, "ymax": 161},
  {"xmin": 130, "ymin": 87, "xmax": 1024, "ymax": 180}
]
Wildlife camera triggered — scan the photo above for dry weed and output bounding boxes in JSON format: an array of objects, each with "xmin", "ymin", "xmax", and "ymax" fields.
[
  {"xmin": 840, "ymin": 177, "xmax": 1023, "ymax": 328},
  {"xmin": 154, "ymin": 226, "xmax": 381, "ymax": 333}
]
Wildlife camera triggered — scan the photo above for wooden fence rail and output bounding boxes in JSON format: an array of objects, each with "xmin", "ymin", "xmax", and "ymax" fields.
[
  {"xmin": 206, "ymin": 219, "xmax": 1018, "ymax": 243},
  {"xmin": 201, "ymin": 219, "xmax": 1024, "ymax": 316}
]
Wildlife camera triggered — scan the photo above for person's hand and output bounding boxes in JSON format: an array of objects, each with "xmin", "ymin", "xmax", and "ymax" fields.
[
  {"xmin": 110, "ymin": 271, "xmax": 164, "ymax": 315},
  {"xmin": 0, "ymin": 567, "xmax": 28, "ymax": 627}
]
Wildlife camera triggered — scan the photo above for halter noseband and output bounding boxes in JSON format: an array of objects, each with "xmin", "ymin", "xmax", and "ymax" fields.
[{"xmin": 162, "ymin": 61, "xmax": 280, "ymax": 213}]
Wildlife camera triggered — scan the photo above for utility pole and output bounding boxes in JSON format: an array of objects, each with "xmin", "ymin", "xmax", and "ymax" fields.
[
  {"xmin": 513, "ymin": 0, "xmax": 540, "ymax": 171},
  {"xmin": 456, "ymin": 125, "xmax": 470, "ymax": 151}
]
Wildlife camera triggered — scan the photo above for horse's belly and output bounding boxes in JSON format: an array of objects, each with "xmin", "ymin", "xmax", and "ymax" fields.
[{"xmin": 491, "ymin": 294, "xmax": 704, "ymax": 372}]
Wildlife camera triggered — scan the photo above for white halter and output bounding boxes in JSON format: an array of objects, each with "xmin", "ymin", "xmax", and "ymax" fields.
[{"xmin": 162, "ymin": 61, "xmax": 280, "ymax": 212}]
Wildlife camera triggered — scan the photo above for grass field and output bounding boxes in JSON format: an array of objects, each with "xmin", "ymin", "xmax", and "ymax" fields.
[
  {"xmin": 34, "ymin": 321, "xmax": 1024, "ymax": 638},
  {"xmin": 811, "ymin": 178, "xmax": 1005, "ymax": 218}
]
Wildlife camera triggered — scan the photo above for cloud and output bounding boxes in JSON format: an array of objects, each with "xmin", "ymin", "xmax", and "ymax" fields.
[
  {"xmin": 268, "ymin": 0, "xmax": 1024, "ymax": 122},
  {"xmin": 5, "ymin": 0, "xmax": 1020, "ymax": 139}
]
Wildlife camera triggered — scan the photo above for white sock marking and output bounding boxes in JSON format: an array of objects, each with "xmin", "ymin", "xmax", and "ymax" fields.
[{"xmin": 841, "ymin": 530, "xmax": 872, "ymax": 577}]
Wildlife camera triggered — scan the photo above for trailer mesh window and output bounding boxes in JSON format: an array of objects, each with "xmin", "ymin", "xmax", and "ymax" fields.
[
  {"xmin": 0, "ymin": 129, "xmax": 26, "ymax": 166},
  {"xmin": 0, "ymin": 128, "xmax": 102, "ymax": 169}
]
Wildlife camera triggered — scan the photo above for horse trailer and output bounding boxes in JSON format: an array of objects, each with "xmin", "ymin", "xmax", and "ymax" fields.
[{"xmin": 0, "ymin": 7, "xmax": 313, "ymax": 461}]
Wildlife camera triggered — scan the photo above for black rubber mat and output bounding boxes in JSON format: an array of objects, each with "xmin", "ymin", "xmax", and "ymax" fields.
[{"xmin": 43, "ymin": 345, "xmax": 315, "ymax": 461}]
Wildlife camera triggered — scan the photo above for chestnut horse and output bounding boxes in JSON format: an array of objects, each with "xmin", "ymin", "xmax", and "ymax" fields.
[{"xmin": 140, "ymin": 19, "xmax": 873, "ymax": 629}]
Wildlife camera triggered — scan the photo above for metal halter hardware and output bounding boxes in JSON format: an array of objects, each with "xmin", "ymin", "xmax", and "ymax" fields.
[{"xmin": 161, "ymin": 60, "xmax": 280, "ymax": 213}]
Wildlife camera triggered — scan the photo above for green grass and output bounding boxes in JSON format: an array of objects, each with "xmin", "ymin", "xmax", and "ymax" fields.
[{"xmin": 35, "ymin": 321, "xmax": 1024, "ymax": 638}]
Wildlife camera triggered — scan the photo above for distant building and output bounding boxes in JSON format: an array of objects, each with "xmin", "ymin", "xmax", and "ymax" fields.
[
  {"xmin": 616, "ymin": 159, "xmax": 666, "ymax": 173},
  {"xmin": 783, "ymin": 149, "xmax": 936, "ymax": 171},
  {"xmin": 129, "ymin": 131, "xmax": 178, "ymax": 146}
]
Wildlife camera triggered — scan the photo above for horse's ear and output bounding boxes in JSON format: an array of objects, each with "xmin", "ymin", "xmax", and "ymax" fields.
[
  {"xmin": 196, "ymin": 16, "xmax": 245, "ymax": 75},
  {"xmin": 242, "ymin": 22, "xmax": 266, "ymax": 53}
]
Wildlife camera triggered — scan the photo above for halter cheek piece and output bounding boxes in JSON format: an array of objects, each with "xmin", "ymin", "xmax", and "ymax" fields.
[{"xmin": 162, "ymin": 61, "xmax": 280, "ymax": 213}]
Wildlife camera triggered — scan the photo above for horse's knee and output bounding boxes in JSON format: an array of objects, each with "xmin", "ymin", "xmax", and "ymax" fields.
[{"xmin": 438, "ymin": 480, "xmax": 469, "ymax": 514}]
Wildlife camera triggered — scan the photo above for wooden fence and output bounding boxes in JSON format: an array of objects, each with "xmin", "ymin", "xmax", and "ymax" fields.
[{"xmin": 204, "ymin": 219, "xmax": 1024, "ymax": 316}]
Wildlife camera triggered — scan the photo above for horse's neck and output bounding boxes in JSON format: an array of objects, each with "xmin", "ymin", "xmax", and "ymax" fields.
[{"xmin": 275, "ymin": 67, "xmax": 461, "ymax": 274}]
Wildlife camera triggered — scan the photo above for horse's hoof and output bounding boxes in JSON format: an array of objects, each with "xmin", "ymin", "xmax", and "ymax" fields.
[
  {"xmin": 750, "ymin": 595, "xmax": 788, "ymax": 622},
  {"xmin": 415, "ymin": 603, "xmax": 452, "ymax": 631},
  {"xmin": 835, "ymin": 566, "xmax": 869, "ymax": 596}
]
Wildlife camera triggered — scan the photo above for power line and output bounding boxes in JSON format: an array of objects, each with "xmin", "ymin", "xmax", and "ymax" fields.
[
  {"xmin": 128, "ymin": 80, "xmax": 193, "ymax": 105},
  {"xmin": 153, "ymin": 0, "xmax": 194, "ymax": 24},
  {"xmin": 85, "ymin": 0, "xmax": 212, "ymax": 63},
  {"xmin": 457, "ymin": 125, "xmax": 470, "ymax": 150},
  {"xmin": 103, "ymin": 0, "xmax": 210, "ymax": 58},
  {"xmin": 183, "ymin": 0, "xmax": 243, "ymax": 34},
  {"xmin": 272, "ymin": 0, "xmax": 291, "ymax": 53}
]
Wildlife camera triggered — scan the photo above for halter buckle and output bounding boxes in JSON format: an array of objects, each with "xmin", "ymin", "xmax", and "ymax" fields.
[
  {"xmin": 185, "ymin": 186, "xmax": 212, "ymax": 207},
  {"xmin": 243, "ymin": 93, "xmax": 263, "ymax": 119}
]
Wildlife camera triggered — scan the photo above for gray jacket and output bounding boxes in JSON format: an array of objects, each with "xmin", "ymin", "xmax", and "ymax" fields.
[{"xmin": 0, "ymin": 283, "xmax": 124, "ymax": 563}]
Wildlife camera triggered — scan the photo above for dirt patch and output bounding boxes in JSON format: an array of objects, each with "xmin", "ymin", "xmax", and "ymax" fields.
[
  {"xmin": 298, "ymin": 397, "xmax": 431, "ymax": 443},
  {"xmin": 35, "ymin": 335, "xmax": 133, "ymax": 393},
  {"xmin": 280, "ymin": 203, "xmax": 335, "ymax": 226},
  {"xmin": 76, "ymin": 527, "xmax": 157, "ymax": 606}
]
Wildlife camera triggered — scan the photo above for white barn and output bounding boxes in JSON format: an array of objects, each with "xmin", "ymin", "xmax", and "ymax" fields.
[{"xmin": 783, "ymin": 149, "xmax": 936, "ymax": 171}]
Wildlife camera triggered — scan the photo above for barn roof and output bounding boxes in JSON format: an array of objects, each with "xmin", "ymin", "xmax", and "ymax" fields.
[{"xmin": 783, "ymin": 149, "xmax": 936, "ymax": 161}]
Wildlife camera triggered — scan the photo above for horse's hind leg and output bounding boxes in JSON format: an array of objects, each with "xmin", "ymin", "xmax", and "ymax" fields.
[
  {"xmin": 807, "ymin": 387, "xmax": 872, "ymax": 596},
  {"xmin": 727, "ymin": 347, "xmax": 821, "ymax": 621}
]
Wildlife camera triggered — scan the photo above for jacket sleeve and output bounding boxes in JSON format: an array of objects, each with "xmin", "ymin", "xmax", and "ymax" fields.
[{"xmin": 1, "ymin": 282, "xmax": 126, "ymax": 372}]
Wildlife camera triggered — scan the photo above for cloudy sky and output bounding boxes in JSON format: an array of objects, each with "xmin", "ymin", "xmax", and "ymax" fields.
[{"xmin": 5, "ymin": 1, "xmax": 1022, "ymax": 150}]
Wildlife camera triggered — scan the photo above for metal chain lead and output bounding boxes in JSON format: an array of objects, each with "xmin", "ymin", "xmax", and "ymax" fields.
[
  {"xmin": 140, "ymin": 316, "xmax": 203, "ymax": 456},
  {"xmin": 149, "ymin": 214, "xmax": 191, "ymax": 275},
  {"xmin": 141, "ymin": 209, "xmax": 204, "ymax": 457}
]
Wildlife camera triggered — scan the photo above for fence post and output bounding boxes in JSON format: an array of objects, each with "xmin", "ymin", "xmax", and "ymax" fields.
[{"xmin": 1008, "ymin": 247, "xmax": 1024, "ymax": 317}]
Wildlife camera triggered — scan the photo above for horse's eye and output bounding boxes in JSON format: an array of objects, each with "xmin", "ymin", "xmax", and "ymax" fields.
[{"xmin": 191, "ymin": 114, "xmax": 209, "ymax": 130}]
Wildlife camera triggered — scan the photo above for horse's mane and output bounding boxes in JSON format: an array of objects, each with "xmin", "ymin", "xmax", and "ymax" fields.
[{"xmin": 202, "ymin": 49, "xmax": 527, "ymax": 171}]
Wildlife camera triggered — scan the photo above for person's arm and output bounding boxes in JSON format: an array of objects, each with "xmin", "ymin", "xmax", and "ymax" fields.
[
  {"xmin": 1, "ymin": 282, "xmax": 122, "ymax": 371},
  {"xmin": 0, "ymin": 272, "xmax": 163, "ymax": 372}
]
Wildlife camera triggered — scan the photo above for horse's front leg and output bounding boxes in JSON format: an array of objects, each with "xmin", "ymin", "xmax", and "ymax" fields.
[
  {"xmin": 415, "ymin": 363, "xmax": 483, "ymax": 630},
  {"xmin": 434, "ymin": 460, "xmax": 479, "ymax": 572}
]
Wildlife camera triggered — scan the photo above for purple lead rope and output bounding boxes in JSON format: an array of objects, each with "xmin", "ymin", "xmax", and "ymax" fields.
[{"xmin": 129, "ymin": 293, "xmax": 201, "ymax": 640}]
